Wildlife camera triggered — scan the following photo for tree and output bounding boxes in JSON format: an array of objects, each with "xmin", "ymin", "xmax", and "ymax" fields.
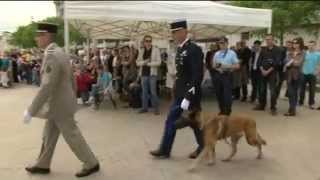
[
  {"xmin": 10, "ymin": 16, "xmax": 85, "ymax": 48},
  {"xmin": 10, "ymin": 23, "xmax": 37, "ymax": 48},
  {"xmin": 230, "ymin": 1, "xmax": 320, "ymax": 45}
]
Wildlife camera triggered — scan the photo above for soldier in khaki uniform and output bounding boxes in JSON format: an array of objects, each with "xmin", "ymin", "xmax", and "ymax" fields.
[{"xmin": 24, "ymin": 23, "xmax": 100, "ymax": 178}]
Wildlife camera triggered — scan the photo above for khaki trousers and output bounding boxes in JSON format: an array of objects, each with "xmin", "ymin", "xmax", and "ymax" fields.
[{"xmin": 35, "ymin": 116, "xmax": 98, "ymax": 169}]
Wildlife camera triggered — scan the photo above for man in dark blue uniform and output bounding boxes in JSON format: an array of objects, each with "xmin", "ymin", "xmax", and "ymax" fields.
[{"xmin": 150, "ymin": 20, "xmax": 204, "ymax": 159}]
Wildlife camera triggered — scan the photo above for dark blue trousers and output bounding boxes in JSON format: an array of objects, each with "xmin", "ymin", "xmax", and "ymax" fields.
[
  {"xmin": 159, "ymin": 98, "xmax": 203, "ymax": 155},
  {"xmin": 213, "ymin": 72, "xmax": 233, "ymax": 115}
]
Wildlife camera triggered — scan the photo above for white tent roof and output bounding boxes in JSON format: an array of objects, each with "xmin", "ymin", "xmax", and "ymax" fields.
[{"xmin": 64, "ymin": 1, "xmax": 272, "ymax": 40}]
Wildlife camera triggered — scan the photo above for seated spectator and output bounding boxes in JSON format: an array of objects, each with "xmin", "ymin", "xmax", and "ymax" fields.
[
  {"xmin": 112, "ymin": 49, "xmax": 123, "ymax": 96},
  {"xmin": 127, "ymin": 80, "xmax": 142, "ymax": 109},
  {"xmin": 90, "ymin": 65, "xmax": 116, "ymax": 109},
  {"xmin": 75, "ymin": 66, "xmax": 94, "ymax": 105}
]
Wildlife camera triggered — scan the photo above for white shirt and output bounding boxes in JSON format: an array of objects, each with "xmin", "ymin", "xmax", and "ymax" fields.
[{"xmin": 253, "ymin": 50, "xmax": 260, "ymax": 70}]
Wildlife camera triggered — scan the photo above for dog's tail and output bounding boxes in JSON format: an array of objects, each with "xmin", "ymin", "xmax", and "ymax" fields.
[{"xmin": 257, "ymin": 133, "xmax": 267, "ymax": 146}]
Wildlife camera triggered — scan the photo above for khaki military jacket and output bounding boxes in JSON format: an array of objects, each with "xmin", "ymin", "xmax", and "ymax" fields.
[{"xmin": 28, "ymin": 43, "xmax": 77, "ymax": 119}]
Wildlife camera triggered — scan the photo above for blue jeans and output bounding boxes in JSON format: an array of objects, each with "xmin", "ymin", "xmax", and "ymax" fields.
[
  {"xmin": 141, "ymin": 75, "xmax": 159, "ymax": 111},
  {"xmin": 91, "ymin": 84, "xmax": 102, "ymax": 104},
  {"xmin": 32, "ymin": 70, "xmax": 40, "ymax": 86},
  {"xmin": 159, "ymin": 98, "xmax": 203, "ymax": 155}
]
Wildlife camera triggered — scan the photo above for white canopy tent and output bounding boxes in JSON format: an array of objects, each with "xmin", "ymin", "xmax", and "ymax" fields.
[{"xmin": 63, "ymin": 1, "xmax": 272, "ymax": 52}]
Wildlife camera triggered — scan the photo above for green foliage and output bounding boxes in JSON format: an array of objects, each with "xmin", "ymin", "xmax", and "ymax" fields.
[
  {"xmin": 231, "ymin": 1, "xmax": 320, "ymax": 44},
  {"xmin": 10, "ymin": 16, "xmax": 85, "ymax": 48},
  {"xmin": 10, "ymin": 23, "xmax": 37, "ymax": 48}
]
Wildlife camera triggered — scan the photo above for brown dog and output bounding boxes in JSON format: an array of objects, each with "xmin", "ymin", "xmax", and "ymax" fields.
[{"xmin": 188, "ymin": 111, "xmax": 266, "ymax": 171}]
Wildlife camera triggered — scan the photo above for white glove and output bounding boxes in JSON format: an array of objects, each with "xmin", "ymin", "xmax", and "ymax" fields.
[
  {"xmin": 23, "ymin": 110, "xmax": 32, "ymax": 124},
  {"xmin": 180, "ymin": 98, "xmax": 190, "ymax": 110}
]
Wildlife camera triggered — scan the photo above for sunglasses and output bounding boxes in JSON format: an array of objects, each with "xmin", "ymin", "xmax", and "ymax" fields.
[{"xmin": 144, "ymin": 40, "xmax": 152, "ymax": 43}]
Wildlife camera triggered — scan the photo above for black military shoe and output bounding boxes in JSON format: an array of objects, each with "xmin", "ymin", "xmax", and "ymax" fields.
[
  {"xmin": 271, "ymin": 109, "xmax": 278, "ymax": 116},
  {"xmin": 240, "ymin": 97, "xmax": 247, "ymax": 102},
  {"xmin": 25, "ymin": 166, "xmax": 50, "ymax": 174},
  {"xmin": 150, "ymin": 149, "xmax": 170, "ymax": 159},
  {"xmin": 75, "ymin": 164, "xmax": 100, "ymax": 178},
  {"xmin": 284, "ymin": 112, "xmax": 296, "ymax": 116}
]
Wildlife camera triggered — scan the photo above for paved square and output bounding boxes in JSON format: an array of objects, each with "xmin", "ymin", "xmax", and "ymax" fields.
[{"xmin": 0, "ymin": 85, "xmax": 319, "ymax": 180}]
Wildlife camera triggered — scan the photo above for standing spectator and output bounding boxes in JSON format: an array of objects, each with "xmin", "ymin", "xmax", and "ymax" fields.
[
  {"xmin": 86, "ymin": 60, "xmax": 98, "ymax": 86},
  {"xmin": 112, "ymin": 48, "xmax": 123, "ymax": 96},
  {"xmin": 92, "ymin": 49, "xmax": 101, "ymax": 66},
  {"xmin": 0, "ymin": 51, "xmax": 11, "ymax": 88},
  {"xmin": 205, "ymin": 43, "xmax": 219, "ymax": 89},
  {"xmin": 136, "ymin": 35, "xmax": 161, "ymax": 115},
  {"xmin": 249, "ymin": 40, "xmax": 263, "ymax": 103},
  {"xmin": 121, "ymin": 46, "xmax": 131, "ymax": 79},
  {"xmin": 238, "ymin": 40, "xmax": 252, "ymax": 102},
  {"xmin": 100, "ymin": 49, "xmax": 108, "ymax": 66},
  {"xmin": 31, "ymin": 59, "xmax": 41, "ymax": 86},
  {"xmin": 25, "ymin": 51, "xmax": 33, "ymax": 84},
  {"xmin": 253, "ymin": 34, "xmax": 282, "ymax": 116},
  {"xmin": 283, "ymin": 37, "xmax": 305, "ymax": 116},
  {"xmin": 123, "ymin": 58, "xmax": 138, "ymax": 104},
  {"xmin": 299, "ymin": 40, "xmax": 320, "ymax": 109},
  {"xmin": 0, "ymin": 55, "xmax": 2, "ymax": 86},
  {"xmin": 106, "ymin": 48, "xmax": 114, "ymax": 75},
  {"xmin": 232, "ymin": 42, "xmax": 242, "ymax": 100},
  {"xmin": 276, "ymin": 40, "xmax": 294, "ymax": 99},
  {"xmin": 212, "ymin": 37, "xmax": 240, "ymax": 115},
  {"xmin": 166, "ymin": 42, "xmax": 177, "ymax": 100},
  {"xmin": 10, "ymin": 54, "xmax": 19, "ymax": 83}
]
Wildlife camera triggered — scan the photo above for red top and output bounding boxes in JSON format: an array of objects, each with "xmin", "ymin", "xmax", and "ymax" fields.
[{"xmin": 76, "ymin": 72, "xmax": 93, "ymax": 92}]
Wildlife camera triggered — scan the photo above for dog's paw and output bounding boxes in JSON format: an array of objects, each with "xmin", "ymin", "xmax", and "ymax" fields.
[{"xmin": 256, "ymin": 154, "xmax": 263, "ymax": 160}]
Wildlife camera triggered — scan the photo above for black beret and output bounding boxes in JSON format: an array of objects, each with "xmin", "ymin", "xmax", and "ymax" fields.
[
  {"xmin": 36, "ymin": 23, "xmax": 58, "ymax": 33},
  {"xmin": 170, "ymin": 19, "xmax": 187, "ymax": 31}
]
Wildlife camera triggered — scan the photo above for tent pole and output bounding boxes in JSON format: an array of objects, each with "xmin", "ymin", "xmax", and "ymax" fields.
[
  {"xmin": 268, "ymin": 10, "xmax": 272, "ymax": 33},
  {"xmin": 268, "ymin": 27, "xmax": 271, "ymax": 33},
  {"xmin": 63, "ymin": 2, "xmax": 70, "ymax": 54},
  {"xmin": 86, "ymin": 30, "xmax": 90, "ymax": 64}
]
